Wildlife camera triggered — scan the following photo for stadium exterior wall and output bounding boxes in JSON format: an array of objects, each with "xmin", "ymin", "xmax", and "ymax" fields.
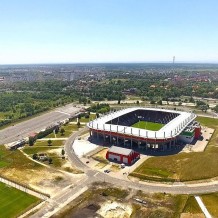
[{"xmin": 87, "ymin": 107, "xmax": 197, "ymax": 150}]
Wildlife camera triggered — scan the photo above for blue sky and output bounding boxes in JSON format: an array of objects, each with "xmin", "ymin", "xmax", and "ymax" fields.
[{"xmin": 0, "ymin": 0, "xmax": 218, "ymax": 64}]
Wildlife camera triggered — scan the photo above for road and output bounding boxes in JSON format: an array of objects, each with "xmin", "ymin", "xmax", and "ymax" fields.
[
  {"xmin": 64, "ymin": 127, "xmax": 218, "ymax": 195},
  {"xmin": 26, "ymin": 120, "xmax": 218, "ymax": 217},
  {"xmin": 30, "ymin": 178, "xmax": 91, "ymax": 218},
  {"xmin": 0, "ymin": 103, "xmax": 81, "ymax": 144},
  {"xmin": 0, "ymin": 108, "xmax": 213, "ymax": 217}
]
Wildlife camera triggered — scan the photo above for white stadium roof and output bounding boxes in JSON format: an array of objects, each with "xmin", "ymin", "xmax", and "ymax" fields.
[
  {"xmin": 87, "ymin": 107, "xmax": 196, "ymax": 140},
  {"xmin": 108, "ymin": 146, "xmax": 133, "ymax": 156}
]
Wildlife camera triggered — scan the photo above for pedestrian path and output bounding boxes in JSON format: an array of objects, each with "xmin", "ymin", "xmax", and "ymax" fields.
[{"xmin": 195, "ymin": 196, "xmax": 212, "ymax": 218}]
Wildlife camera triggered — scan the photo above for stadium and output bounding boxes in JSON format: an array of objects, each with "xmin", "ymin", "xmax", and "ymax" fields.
[{"xmin": 87, "ymin": 107, "xmax": 201, "ymax": 151}]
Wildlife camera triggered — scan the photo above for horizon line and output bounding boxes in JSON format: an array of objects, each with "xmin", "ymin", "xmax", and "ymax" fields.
[{"xmin": 1, "ymin": 61, "xmax": 218, "ymax": 66}]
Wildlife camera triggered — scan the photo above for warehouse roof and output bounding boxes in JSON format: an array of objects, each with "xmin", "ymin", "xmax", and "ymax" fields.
[{"xmin": 108, "ymin": 146, "xmax": 132, "ymax": 156}]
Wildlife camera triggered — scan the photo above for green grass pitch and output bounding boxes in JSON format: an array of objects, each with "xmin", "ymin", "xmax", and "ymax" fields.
[
  {"xmin": 0, "ymin": 182, "xmax": 40, "ymax": 218},
  {"xmin": 132, "ymin": 121, "xmax": 164, "ymax": 131}
]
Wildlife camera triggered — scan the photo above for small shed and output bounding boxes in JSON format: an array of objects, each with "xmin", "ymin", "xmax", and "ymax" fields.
[{"xmin": 106, "ymin": 146, "xmax": 140, "ymax": 165}]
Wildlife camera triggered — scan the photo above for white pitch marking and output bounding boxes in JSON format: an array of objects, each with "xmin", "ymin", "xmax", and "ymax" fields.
[
  {"xmin": 195, "ymin": 196, "xmax": 212, "ymax": 218},
  {"xmin": 93, "ymin": 172, "xmax": 99, "ymax": 177}
]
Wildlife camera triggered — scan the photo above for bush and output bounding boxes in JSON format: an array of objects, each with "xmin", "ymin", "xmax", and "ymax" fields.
[
  {"xmin": 48, "ymin": 157, "xmax": 53, "ymax": 164},
  {"xmin": 85, "ymin": 114, "xmax": 90, "ymax": 119},
  {"xmin": 32, "ymin": 153, "xmax": 38, "ymax": 160},
  {"xmin": 29, "ymin": 137, "xmax": 35, "ymax": 146},
  {"xmin": 48, "ymin": 140, "xmax": 52, "ymax": 146}
]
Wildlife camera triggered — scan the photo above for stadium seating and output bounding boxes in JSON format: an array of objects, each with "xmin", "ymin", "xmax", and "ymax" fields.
[{"xmin": 106, "ymin": 109, "xmax": 179, "ymax": 127}]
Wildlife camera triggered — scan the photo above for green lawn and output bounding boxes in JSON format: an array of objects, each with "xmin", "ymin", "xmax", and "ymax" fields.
[
  {"xmin": 23, "ymin": 146, "xmax": 59, "ymax": 155},
  {"xmin": 0, "ymin": 146, "xmax": 42, "ymax": 171},
  {"xmin": 132, "ymin": 121, "xmax": 164, "ymax": 131},
  {"xmin": 183, "ymin": 196, "xmax": 202, "ymax": 213},
  {"xmin": 131, "ymin": 117, "xmax": 218, "ymax": 181},
  {"xmin": 0, "ymin": 182, "xmax": 40, "ymax": 218},
  {"xmin": 79, "ymin": 114, "xmax": 96, "ymax": 123},
  {"xmin": 45, "ymin": 124, "xmax": 79, "ymax": 138},
  {"xmin": 23, "ymin": 146, "xmax": 67, "ymax": 167},
  {"xmin": 33, "ymin": 140, "xmax": 64, "ymax": 147}
]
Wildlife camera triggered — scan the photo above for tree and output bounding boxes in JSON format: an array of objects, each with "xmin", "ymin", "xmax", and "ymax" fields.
[
  {"xmin": 157, "ymin": 100, "xmax": 162, "ymax": 105},
  {"xmin": 214, "ymin": 105, "xmax": 218, "ymax": 113},
  {"xmin": 32, "ymin": 153, "xmax": 38, "ymax": 160},
  {"xmin": 77, "ymin": 121, "xmax": 80, "ymax": 128},
  {"xmin": 196, "ymin": 100, "xmax": 207, "ymax": 107},
  {"xmin": 85, "ymin": 114, "xmax": 90, "ymax": 119},
  {"xmin": 60, "ymin": 128, "xmax": 65, "ymax": 136},
  {"xmin": 61, "ymin": 149, "xmax": 65, "ymax": 159},
  {"xmin": 189, "ymin": 96, "xmax": 195, "ymax": 103},
  {"xmin": 54, "ymin": 127, "xmax": 59, "ymax": 134},
  {"xmin": 200, "ymin": 105, "xmax": 209, "ymax": 113},
  {"xmin": 48, "ymin": 157, "xmax": 53, "ymax": 164},
  {"xmin": 29, "ymin": 137, "xmax": 35, "ymax": 146},
  {"xmin": 48, "ymin": 139, "xmax": 52, "ymax": 146}
]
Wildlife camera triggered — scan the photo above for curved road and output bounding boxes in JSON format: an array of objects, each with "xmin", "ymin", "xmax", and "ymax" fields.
[{"xmin": 65, "ymin": 127, "xmax": 218, "ymax": 195}]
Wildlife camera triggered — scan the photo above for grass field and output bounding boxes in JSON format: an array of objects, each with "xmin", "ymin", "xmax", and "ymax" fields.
[
  {"xmin": 201, "ymin": 193, "xmax": 218, "ymax": 217},
  {"xmin": 132, "ymin": 121, "xmax": 164, "ymax": 131},
  {"xmin": 0, "ymin": 182, "xmax": 40, "ymax": 218},
  {"xmin": 23, "ymin": 146, "xmax": 82, "ymax": 173},
  {"xmin": 80, "ymin": 114, "xmax": 96, "ymax": 123},
  {"xmin": 45, "ymin": 124, "xmax": 79, "ymax": 138},
  {"xmin": 183, "ymin": 196, "xmax": 202, "ymax": 214},
  {"xmin": 0, "ymin": 146, "xmax": 42, "ymax": 172},
  {"xmin": 131, "ymin": 116, "xmax": 218, "ymax": 181},
  {"xmin": 23, "ymin": 146, "xmax": 59, "ymax": 155},
  {"xmin": 71, "ymin": 114, "xmax": 96, "ymax": 123},
  {"xmin": 33, "ymin": 140, "xmax": 65, "ymax": 147}
]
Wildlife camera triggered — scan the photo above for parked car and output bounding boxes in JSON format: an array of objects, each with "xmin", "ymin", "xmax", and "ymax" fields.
[
  {"xmin": 104, "ymin": 169, "xmax": 110, "ymax": 173},
  {"xmin": 121, "ymin": 163, "xmax": 125, "ymax": 169}
]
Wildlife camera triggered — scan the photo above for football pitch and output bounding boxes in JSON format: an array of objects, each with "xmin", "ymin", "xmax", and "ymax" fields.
[
  {"xmin": 132, "ymin": 121, "xmax": 164, "ymax": 131},
  {"xmin": 0, "ymin": 182, "xmax": 40, "ymax": 218}
]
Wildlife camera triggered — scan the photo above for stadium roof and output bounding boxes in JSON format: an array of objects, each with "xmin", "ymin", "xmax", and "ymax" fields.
[
  {"xmin": 87, "ymin": 107, "xmax": 196, "ymax": 140},
  {"xmin": 108, "ymin": 146, "xmax": 133, "ymax": 156}
]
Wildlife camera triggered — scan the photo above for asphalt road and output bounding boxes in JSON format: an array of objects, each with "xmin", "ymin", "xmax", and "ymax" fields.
[
  {"xmin": 29, "ymin": 124, "xmax": 218, "ymax": 217},
  {"xmin": 65, "ymin": 127, "xmax": 218, "ymax": 195},
  {"xmin": 0, "ymin": 103, "xmax": 81, "ymax": 144}
]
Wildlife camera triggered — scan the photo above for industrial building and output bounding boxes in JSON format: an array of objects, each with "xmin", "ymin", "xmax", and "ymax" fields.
[{"xmin": 106, "ymin": 146, "xmax": 140, "ymax": 165}]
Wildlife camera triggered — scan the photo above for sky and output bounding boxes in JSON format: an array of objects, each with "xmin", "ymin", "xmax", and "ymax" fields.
[{"xmin": 0, "ymin": 0, "xmax": 218, "ymax": 64}]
